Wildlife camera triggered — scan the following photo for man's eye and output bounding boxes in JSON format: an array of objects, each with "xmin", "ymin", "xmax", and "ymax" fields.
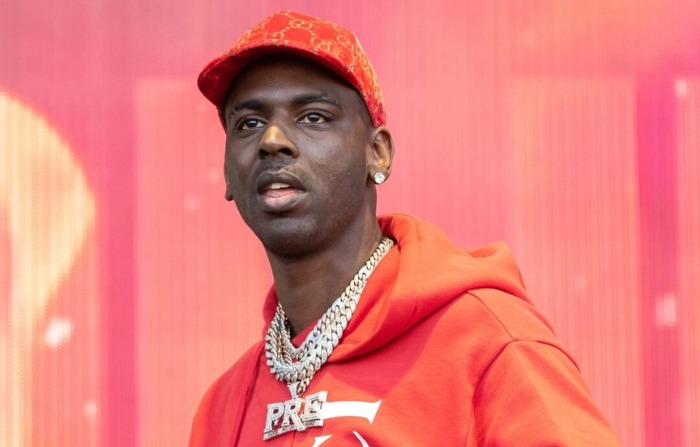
[
  {"xmin": 299, "ymin": 112, "xmax": 328, "ymax": 124},
  {"xmin": 236, "ymin": 118, "xmax": 265, "ymax": 130}
]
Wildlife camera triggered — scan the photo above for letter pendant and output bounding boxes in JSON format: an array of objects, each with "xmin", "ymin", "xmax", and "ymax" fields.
[{"xmin": 263, "ymin": 389, "xmax": 327, "ymax": 441}]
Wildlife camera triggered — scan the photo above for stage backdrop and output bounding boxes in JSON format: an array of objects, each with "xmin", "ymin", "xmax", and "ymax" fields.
[{"xmin": 1, "ymin": 1, "xmax": 699, "ymax": 446}]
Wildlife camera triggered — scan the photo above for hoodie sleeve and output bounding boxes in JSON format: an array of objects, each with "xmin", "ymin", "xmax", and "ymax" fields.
[{"xmin": 471, "ymin": 340, "xmax": 621, "ymax": 446}]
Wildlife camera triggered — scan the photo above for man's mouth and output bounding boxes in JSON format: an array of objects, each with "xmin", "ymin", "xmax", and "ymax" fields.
[
  {"xmin": 257, "ymin": 175, "xmax": 306, "ymax": 212},
  {"xmin": 265, "ymin": 182, "xmax": 294, "ymax": 195}
]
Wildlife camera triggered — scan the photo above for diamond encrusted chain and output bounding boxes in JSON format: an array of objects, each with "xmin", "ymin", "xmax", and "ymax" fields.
[{"xmin": 264, "ymin": 237, "xmax": 394, "ymax": 397}]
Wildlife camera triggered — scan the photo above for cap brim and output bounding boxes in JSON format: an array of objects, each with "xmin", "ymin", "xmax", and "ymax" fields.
[{"xmin": 197, "ymin": 43, "xmax": 359, "ymax": 113}]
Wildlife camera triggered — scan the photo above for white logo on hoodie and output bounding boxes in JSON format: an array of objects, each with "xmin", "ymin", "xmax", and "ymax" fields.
[{"xmin": 312, "ymin": 399, "xmax": 381, "ymax": 446}]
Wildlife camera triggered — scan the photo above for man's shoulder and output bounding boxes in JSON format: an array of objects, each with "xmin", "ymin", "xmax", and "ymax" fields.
[
  {"xmin": 195, "ymin": 341, "xmax": 264, "ymax": 422},
  {"xmin": 206, "ymin": 341, "xmax": 264, "ymax": 399},
  {"xmin": 189, "ymin": 341, "xmax": 264, "ymax": 446},
  {"xmin": 448, "ymin": 287, "xmax": 561, "ymax": 347}
]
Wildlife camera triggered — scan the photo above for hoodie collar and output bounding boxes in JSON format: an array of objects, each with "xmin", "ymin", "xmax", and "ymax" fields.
[{"xmin": 261, "ymin": 213, "xmax": 529, "ymax": 361}]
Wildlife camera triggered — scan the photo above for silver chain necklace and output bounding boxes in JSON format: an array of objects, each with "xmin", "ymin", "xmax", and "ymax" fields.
[{"xmin": 264, "ymin": 237, "xmax": 394, "ymax": 399}]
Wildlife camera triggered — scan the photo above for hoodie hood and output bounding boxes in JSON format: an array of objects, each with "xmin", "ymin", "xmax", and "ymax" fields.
[{"xmin": 261, "ymin": 213, "xmax": 530, "ymax": 361}]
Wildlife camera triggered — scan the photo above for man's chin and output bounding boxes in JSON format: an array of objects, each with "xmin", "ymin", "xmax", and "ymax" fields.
[{"xmin": 253, "ymin": 220, "xmax": 324, "ymax": 258}]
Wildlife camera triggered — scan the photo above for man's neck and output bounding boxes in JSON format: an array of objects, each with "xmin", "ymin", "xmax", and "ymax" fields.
[{"xmin": 266, "ymin": 221, "xmax": 384, "ymax": 338}]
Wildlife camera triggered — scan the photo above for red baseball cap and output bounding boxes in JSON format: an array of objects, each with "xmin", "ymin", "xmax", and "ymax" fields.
[{"xmin": 197, "ymin": 10, "xmax": 386, "ymax": 127}]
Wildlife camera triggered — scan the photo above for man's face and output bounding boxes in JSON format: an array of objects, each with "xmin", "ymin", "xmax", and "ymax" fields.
[{"xmin": 222, "ymin": 56, "xmax": 376, "ymax": 256}]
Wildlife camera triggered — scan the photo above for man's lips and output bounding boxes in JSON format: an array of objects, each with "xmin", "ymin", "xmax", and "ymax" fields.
[
  {"xmin": 265, "ymin": 182, "xmax": 297, "ymax": 197},
  {"xmin": 256, "ymin": 171, "xmax": 307, "ymax": 212}
]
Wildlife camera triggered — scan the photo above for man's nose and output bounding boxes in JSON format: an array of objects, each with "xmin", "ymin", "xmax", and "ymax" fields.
[{"xmin": 258, "ymin": 124, "xmax": 299, "ymax": 158}]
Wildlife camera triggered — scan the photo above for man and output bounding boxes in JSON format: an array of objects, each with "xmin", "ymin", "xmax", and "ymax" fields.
[{"xmin": 191, "ymin": 10, "xmax": 621, "ymax": 446}]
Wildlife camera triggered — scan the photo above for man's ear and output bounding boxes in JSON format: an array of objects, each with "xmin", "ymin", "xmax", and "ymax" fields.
[
  {"xmin": 367, "ymin": 126, "xmax": 394, "ymax": 183},
  {"xmin": 224, "ymin": 164, "xmax": 234, "ymax": 201}
]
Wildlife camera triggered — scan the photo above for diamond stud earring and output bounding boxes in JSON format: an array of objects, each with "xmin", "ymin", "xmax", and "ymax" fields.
[{"xmin": 373, "ymin": 172, "xmax": 386, "ymax": 185}]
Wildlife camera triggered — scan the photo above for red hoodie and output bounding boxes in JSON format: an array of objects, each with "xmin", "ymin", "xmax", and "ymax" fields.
[{"xmin": 190, "ymin": 214, "xmax": 620, "ymax": 446}]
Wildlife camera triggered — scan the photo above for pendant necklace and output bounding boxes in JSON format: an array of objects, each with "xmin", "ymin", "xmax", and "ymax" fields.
[{"xmin": 262, "ymin": 237, "xmax": 394, "ymax": 441}]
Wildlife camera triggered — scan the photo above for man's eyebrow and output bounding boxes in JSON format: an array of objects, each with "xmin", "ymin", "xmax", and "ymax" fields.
[
  {"xmin": 232, "ymin": 98, "xmax": 265, "ymax": 112},
  {"xmin": 230, "ymin": 93, "xmax": 340, "ymax": 113}
]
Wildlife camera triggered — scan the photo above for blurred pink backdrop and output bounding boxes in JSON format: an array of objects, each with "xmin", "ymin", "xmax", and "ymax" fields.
[{"xmin": 1, "ymin": 1, "xmax": 699, "ymax": 446}]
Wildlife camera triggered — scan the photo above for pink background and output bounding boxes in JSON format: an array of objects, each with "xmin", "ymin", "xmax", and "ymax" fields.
[{"xmin": 1, "ymin": 1, "xmax": 699, "ymax": 446}]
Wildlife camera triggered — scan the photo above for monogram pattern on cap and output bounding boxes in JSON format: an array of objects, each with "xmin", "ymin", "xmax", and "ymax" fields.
[{"xmin": 198, "ymin": 11, "xmax": 386, "ymax": 126}]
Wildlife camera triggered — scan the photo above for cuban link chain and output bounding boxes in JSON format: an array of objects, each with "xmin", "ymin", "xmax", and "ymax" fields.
[{"xmin": 264, "ymin": 237, "xmax": 394, "ymax": 398}]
